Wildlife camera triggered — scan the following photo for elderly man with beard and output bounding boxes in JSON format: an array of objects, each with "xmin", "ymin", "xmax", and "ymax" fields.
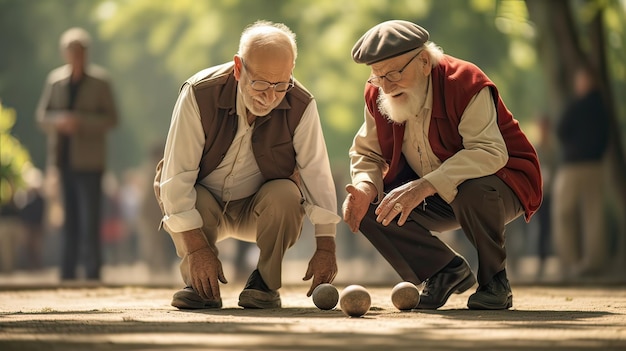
[{"xmin": 343, "ymin": 20, "xmax": 542, "ymax": 310}]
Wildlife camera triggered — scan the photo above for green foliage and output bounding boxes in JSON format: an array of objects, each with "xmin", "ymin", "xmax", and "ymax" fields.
[
  {"xmin": 0, "ymin": 0, "xmax": 624, "ymax": 178},
  {"xmin": 0, "ymin": 102, "xmax": 32, "ymax": 205}
]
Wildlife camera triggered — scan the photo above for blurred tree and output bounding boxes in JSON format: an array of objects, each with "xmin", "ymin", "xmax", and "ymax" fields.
[
  {"xmin": 0, "ymin": 0, "xmax": 623, "ymax": 184},
  {"xmin": 91, "ymin": 0, "xmax": 550, "ymax": 170},
  {"xmin": 0, "ymin": 101, "xmax": 32, "ymax": 205},
  {"xmin": 525, "ymin": 0, "xmax": 626, "ymax": 269}
]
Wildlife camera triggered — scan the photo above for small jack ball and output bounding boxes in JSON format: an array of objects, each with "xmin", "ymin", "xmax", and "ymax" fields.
[
  {"xmin": 391, "ymin": 281, "xmax": 420, "ymax": 311},
  {"xmin": 339, "ymin": 285, "xmax": 371, "ymax": 317},
  {"xmin": 312, "ymin": 283, "xmax": 339, "ymax": 310}
]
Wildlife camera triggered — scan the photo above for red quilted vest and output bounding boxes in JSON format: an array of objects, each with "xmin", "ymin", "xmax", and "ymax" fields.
[{"xmin": 364, "ymin": 55, "xmax": 542, "ymax": 221}]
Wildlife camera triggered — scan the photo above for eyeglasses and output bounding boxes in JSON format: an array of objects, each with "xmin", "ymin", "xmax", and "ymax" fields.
[
  {"xmin": 240, "ymin": 59, "xmax": 294, "ymax": 93},
  {"xmin": 367, "ymin": 50, "xmax": 422, "ymax": 87}
]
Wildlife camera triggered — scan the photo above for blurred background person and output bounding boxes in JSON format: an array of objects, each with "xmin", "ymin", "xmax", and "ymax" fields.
[
  {"xmin": 35, "ymin": 27, "xmax": 119, "ymax": 281},
  {"xmin": 552, "ymin": 65, "xmax": 610, "ymax": 282}
]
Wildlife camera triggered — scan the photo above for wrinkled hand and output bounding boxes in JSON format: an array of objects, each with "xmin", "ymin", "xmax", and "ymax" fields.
[
  {"xmin": 342, "ymin": 183, "xmax": 374, "ymax": 233},
  {"xmin": 187, "ymin": 246, "xmax": 228, "ymax": 301},
  {"xmin": 375, "ymin": 179, "xmax": 435, "ymax": 227},
  {"xmin": 302, "ymin": 238, "xmax": 338, "ymax": 296}
]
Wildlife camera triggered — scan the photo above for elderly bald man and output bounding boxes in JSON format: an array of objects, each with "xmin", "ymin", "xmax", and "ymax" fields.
[
  {"xmin": 156, "ymin": 20, "xmax": 339, "ymax": 310},
  {"xmin": 343, "ymin": 20, "xmax": 542, "ymax": 310}
]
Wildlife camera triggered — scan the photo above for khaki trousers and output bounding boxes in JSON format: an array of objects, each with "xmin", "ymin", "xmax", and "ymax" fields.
[
  {"xmin": 551, "ymin": 161, "xmax": 606, "ymax": 276},
  {"xmin": 168, "ymin": 179, "xmax": 305, "ymax": 290},
  {"xmin": 359, "ymin": 175, "xmax": 524, "ymax": 286}
]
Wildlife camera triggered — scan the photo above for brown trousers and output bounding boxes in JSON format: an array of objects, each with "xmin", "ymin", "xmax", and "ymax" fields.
[
  {"xmin": 166, "ymin": 179, "xmax": 305, "ymax": 290},
  {"xmin": 359, "ymin": 175, "xmax": 524, "ymax": 286}
]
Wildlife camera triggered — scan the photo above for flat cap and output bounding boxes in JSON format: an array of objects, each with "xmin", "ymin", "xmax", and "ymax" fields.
[{"xmin": 352, "ymin": 20, "xmax": 429, "ymax": 65}]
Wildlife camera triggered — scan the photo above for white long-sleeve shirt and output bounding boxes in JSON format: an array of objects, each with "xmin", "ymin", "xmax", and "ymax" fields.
[{"xmin": 160, "ymin": 82, "xmax": 340, "ymax": 237}]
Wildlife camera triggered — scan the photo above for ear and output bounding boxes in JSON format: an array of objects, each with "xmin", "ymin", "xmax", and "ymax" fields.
[
  {"xmin": 419, "ymin": 51, "xmax": 431, "ymax": 76},
  {"xmin": 233, "ymin": 55, "xmax": 243, "ymax": 80}
]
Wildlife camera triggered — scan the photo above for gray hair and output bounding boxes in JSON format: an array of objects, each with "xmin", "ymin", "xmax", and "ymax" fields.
[
  {"xmin": 238, "ymin": 20, "xmax": 298, "ymax": 63},
  {"xmin": 59, "ymin": 27, "xmax": 92, "ymax": 51},
  {"xmin": 423, "ymin": 42, "xmax": 444, "ymax": 66}
]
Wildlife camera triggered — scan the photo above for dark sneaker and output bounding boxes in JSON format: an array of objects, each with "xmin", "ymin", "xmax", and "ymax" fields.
[
  {"xmin": 416, "ymin": 257, "xmax": 476, "ymax": 310},
  {"xmin": 238, "ymin": 269, "xmax": 281, "ymax": 309},
  {"xmin": 171, "ymin": 287, "xmax": 223, "ymax": 309},
  {"xmin": 467, "ymin": 269, "xmax": 513, "ymax": 310}
]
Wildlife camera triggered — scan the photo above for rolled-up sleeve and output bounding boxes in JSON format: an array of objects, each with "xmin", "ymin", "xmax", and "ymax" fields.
[
  {"xmin": 294, "ymin": 100, "xmax": 341, "ymax": 237},
  {"xmin": 159, "ymin": 84, "xmax": 206, "ymax": 233}
]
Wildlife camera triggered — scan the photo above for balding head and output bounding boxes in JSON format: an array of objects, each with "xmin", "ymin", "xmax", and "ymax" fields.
[{"xmin": 238, "ymin": 20, "xmax": 297, "ymax": 65}]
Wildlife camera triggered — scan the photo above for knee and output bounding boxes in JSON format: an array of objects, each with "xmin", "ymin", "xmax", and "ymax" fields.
[
  {"xmin": 257, "ymin": 179, "xmax": 303, "ymax": 213},
  {"xmin": 452, "ymin": 177, "xmax": 503, "ymax": 215}
]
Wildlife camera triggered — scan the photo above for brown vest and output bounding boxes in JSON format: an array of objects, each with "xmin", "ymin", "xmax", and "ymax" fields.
[
  {"xmin": 154, "ymin": 62, "xmax": 312, "ymax": 213},
  {"xmin": 188, "ymin": 62, "xmax": 312, "ymax": 180}
]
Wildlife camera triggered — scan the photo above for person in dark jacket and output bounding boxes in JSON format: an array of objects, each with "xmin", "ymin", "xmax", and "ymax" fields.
[{"xmin": 552, "ymin": 66, "xmax": 610, "ymax": 280}]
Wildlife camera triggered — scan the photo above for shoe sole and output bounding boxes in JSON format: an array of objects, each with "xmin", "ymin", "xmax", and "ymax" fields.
[
  {"xmin": 467, "ymin": 295, "xmax": 513, "ymax": 310},
  {"xmin": 238, "ymin": 289, "xmax": 281, "ymax": 309},
  {"xmin": 417, "ymin": 273, "xmax": 477, "ymax": 309}
]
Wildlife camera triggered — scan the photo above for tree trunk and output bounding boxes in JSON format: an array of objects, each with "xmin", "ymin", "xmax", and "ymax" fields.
[
  {"xmin": 587, "ymin": 1, "xmax": 626, "ymax": 273},
  {"xmin": 526, "ymin": 0, "xmax": 582, "ymax": 116}
]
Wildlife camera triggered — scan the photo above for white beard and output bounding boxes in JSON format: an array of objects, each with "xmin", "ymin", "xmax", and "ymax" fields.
[{"xmin": 377, "ymin": 87, "xmax": 422, "ymax": 124}]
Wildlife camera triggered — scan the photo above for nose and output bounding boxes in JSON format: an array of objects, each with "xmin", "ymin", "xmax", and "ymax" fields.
[
  {"xmin": 380, "ymin": 78, "xmax": 395, "ymax": 94},
  {"xmin": 262, "ymin": 89, "xmax": 277, "ymax": 102}
]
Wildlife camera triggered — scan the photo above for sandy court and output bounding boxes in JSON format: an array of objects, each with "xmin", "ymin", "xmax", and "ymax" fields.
[{"xmin": 0, "ymin": 282, "xmax": 625, "ymax": 351}]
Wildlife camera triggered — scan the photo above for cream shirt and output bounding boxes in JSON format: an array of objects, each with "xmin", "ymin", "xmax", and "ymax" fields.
[
  {"xmin": 160, "ymin": 83, "xmax": 340, "ymax": 236},
  {"xmin": 350, "ymin": 80, "xmax": 509, "ymax": 204}
]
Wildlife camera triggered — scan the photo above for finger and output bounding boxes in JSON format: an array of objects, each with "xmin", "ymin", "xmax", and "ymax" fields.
[
  {"xmin": 306, "ymin": 283, "xmax": 314, "ymax": 297},
  {"xmin": 345, "ymin": 213, "xmax": 358, "ymax": 233},
  {"xmin": 194, "ymin": 278, "xmax": 209, "ymax": 300},
  {"xmin": 397, "ymin": 211, "xmax": 410, "ymax": 226},
  {"xmin": 342, "ymin": 197, "xmax": 351, "ymax": 222},
  {"xmin": 376, "ymin": 203, "xmax": 392, "ymax": 223},
  {"xmin": 302, "ymin": 266, "xmax": 313, "ymax": 281},
  {"xmin": 307, "ymin": 276, "xmax": 323, "ymax": 297},
  {"xmin": 375, "ymin": 196, "xmax": 391, "ymax": 216},
  {"xmin": 381, "ymin": 204, "xmax": 403, "ymax": 226},
  {"xmin": 350, "ymin": 221, "xmax": 359, "ymax": 233},
  {"xmin": 209, "ymin": 275, "xmax": 220, "ymax": 300},
  {"xmin": 218, "ymin": 266, "xmax": 228, "ymax": 284},
  {"xmin": 329, "ymin": 269, "xmax": 338, "ymax": 283},
  {"xmin": 345, "ymin": 183, "xmax": 357, "ymax": 194},
  {"xmin": 343, "ymin": 206, "xmax": 357, "ymax": 233}
]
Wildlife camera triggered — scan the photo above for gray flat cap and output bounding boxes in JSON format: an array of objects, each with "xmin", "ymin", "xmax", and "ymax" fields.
[{"xmin": 352, "ymin": 20, "xmax": 429, "ymax": 65}]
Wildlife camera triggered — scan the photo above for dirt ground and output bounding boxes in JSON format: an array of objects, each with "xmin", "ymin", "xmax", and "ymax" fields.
[{"xmin": 1, "ymin": 281, "xmax": 625, "ymax": 351}]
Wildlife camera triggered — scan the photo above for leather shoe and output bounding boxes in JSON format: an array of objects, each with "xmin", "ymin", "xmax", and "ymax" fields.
[
  {"xmin": 171, "ymin": 287, "xmax": 222, "ymax": 309},
  {"xmin": 416, "ymin": 257, "xmax": 476, "ymax": 309},
  {"xmin": 467, "ymin": 269, "xmax": 513, "ymax": 310},
  {"xmin": 238, "ymin": 269, "xmax": 281, "ymax": 309}
]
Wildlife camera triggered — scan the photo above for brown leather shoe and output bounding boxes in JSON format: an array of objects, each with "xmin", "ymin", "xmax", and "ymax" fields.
[
  {"xmin": 467, "ymin": 269, "xmax": 513, "ymax": 310},
  {"xmin": 238, "ymin": 269, "xmax": 281, "ymax": 309},
  {"xmin": 416, "ymin": 257, "xmax": 476, "ymax": 310},
  {"xmin": 171, "ymin": 287, "xmax": 222, "ymax": 309}
]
